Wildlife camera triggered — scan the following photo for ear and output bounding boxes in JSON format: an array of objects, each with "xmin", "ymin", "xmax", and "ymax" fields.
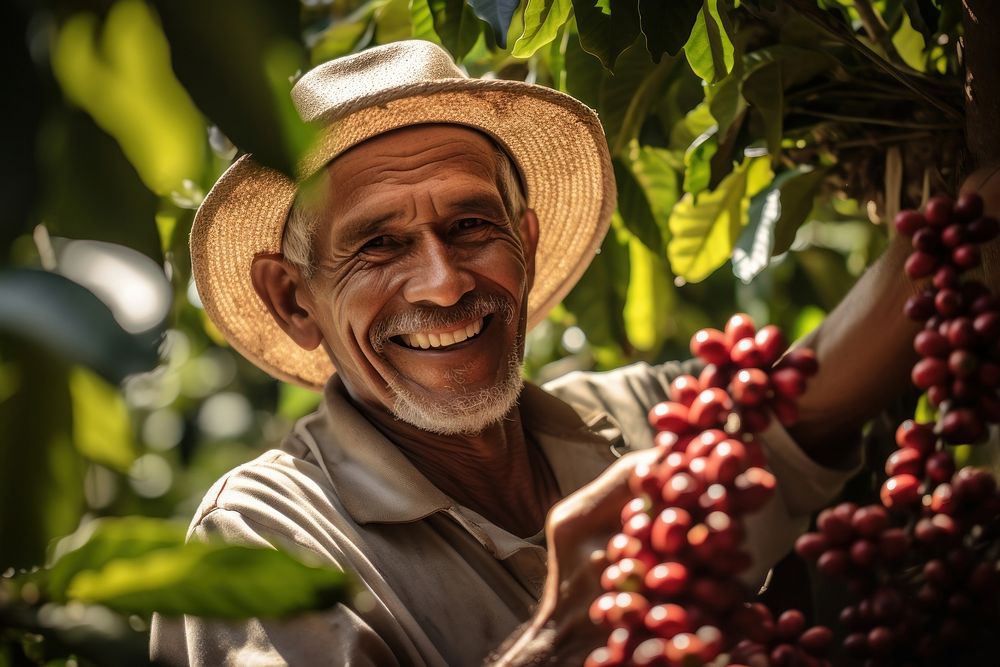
[
  {"xmin": 519, "ymin": 208, "xmax": 540, "ymax": 293},
  {"xmin": 250, "ymin": 254, "xmax": 324, "ymax": 351}
]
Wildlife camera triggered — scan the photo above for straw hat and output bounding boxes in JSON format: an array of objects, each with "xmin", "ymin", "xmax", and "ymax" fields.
[{"xmin": 191, "ymin": 40, "xmax": 615, "ymax": 391}]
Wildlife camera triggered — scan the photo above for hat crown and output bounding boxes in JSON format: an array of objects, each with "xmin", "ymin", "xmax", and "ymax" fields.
[{"xmin": 291, "ymin": 40, "xmax": 467, "ymax": 123}]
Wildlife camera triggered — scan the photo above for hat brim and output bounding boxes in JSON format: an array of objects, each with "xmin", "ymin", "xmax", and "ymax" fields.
[{"xmin": 191, "ymin": 79, "xmax": 615, "ymax": 391}]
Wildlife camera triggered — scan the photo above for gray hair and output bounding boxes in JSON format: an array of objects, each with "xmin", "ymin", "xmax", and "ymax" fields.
[{"xmin": 282, "ymin": 145, "xmax": 528, "ymax": 278}]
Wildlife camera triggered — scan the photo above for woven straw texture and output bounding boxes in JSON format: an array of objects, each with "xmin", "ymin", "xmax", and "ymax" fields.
[{"xmin": 190, "ymin": 41, "xmax": 615, "ymax": 391}]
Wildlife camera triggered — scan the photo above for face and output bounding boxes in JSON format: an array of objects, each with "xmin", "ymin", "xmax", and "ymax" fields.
[{"xmin": 296, "ymin": 125, "xmax": 537, "ymax": 434}]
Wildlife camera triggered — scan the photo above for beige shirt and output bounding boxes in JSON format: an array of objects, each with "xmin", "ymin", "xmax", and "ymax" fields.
[{"xmin": 150, "ymin": 362, "xmax": 857, "ymax": 666}]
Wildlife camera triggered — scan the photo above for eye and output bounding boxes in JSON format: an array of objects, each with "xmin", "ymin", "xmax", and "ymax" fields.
[
  {"xmin": 360, "ymin": 235, "xmax": 393, "ymax": 251},
  {"xmin": 454, "ymin": 218, "xmax": 492, "ymax": 232}
]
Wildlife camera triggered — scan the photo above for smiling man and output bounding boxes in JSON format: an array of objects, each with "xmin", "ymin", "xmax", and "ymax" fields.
[{"xmin": 151, "ymin": 41, "xmax": 925, "ymax": 666}]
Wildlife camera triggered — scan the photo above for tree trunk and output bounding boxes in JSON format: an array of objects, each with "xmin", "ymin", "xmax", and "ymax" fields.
[{"xmin": 963, "ymin": 1, "xmax": 1000, "ymax": 172}]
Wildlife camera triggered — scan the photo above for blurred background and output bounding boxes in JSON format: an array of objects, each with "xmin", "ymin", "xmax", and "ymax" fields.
[{"xmin": 0, "ymin": 0, "xmax": 982, "ymax": 664}]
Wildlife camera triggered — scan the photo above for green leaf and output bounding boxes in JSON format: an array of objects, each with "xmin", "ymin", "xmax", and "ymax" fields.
[
  {"xmin": 562, "ymin": 223, "xmax": 631, "ymax": 351},
  {"xmin": 68, "ymin": 367, "xmax": 136, "ymax": 472},
  {"xmin": 67, "ymin": 542, "xmax": 348, "ymax": 618},
  {"xmin": 791, "ymin": 305, "xmax": 826, "ymax": 340},
  {"xmin": 638, "ymin": 0, "xmax": 702, "ymax": 62},
  {"xmin": 152, "ymin": 0, "xmax": 311, "ymax": 177},
  {"xmin": 599, "ymin": 44, "xmax": 680, "ymax": 155},
  {"xmin": 0, "ymin": 338, "xmax": 82, "ymax": 569},
  {"xmin": 563, "ymin": 30, "xmax": 603, "ymax": 108},
  {"xmin": 684, "ymin": 0, "xmax": 734, "ymax": 83},
  {"xmin": 623, "ymin": 234, "xmax": 674, "ymax": 351},
  {"xmin": 51, "ymin": 0, "xmax": 205, "ymax": 195},
  {"xmin": 278, "ymin": 382, "xmax": 324, "ymax": 420},
  {"xmin": 46, "ymin": 517, "xmax": 187, "ymax": 601},
  {"xmin": 467, "ymin": 0, "xmax": 519, "ymax": 48},
  {"xmin": 683, "ymin": 127, "xmax": 718, "ymax": 198},
  {"xmin": 0, "ymin": 270, "xmax": 159, "ymax": 383},
  {"xmin": 513, "ymin": 0, "xmax": 573, "ymax": 58},
  {"xmin": 771, "ymin": 168, "xmax": 828, "ymax": 254},
  {"xmin": 614, "ymin": 159, "xmax": 663, "ymax": 256},
  {"xmin": 572, "ymin": 0, "xmax": 641, "ymax": 70},
  {"xmin": 668, "ymin": 156, "xmax": 771, "ymax": 283},
  {"xmin": 892, "ymin": 9, "xmax": 927, "ymax": 72},
  {"xmin": 629, "ymin": 145, "xmax": 679, "ymax": 244},
  {"xmin": 410, "ymin": 0, "xmax": 442, "ymax": 43},
  {"xmin": 426, "ymin": 0, "xmax": 484, "ymax": 61}
]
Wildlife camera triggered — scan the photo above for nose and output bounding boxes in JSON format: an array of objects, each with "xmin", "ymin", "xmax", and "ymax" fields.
[{"xmin": 402, "ymin": 235, "xmax": 475, "ymax": 307}]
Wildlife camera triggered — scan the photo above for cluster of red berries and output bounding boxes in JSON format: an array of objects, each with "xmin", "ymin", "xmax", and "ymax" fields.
[
  {"xmin": 899, "ymin": 192, "xmax": 1000, "ymax": 443},
  {"xmin": 587, "ymin": 314, "xmax": 832, "ymax": 666},
  {"xmin": 791, "ymin": 193, "xmax": 1000, "ymax": 664}
]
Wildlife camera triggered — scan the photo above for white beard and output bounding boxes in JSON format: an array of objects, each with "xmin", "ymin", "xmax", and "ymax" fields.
[{"xmin": 386, "ymin": 335, "xmax": 525, "ymax": 436}]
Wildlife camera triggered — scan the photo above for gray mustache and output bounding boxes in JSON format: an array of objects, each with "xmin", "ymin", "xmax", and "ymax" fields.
[{"xmin": 370, "ymin": 294, "xmax": 515, "ymax": 352}]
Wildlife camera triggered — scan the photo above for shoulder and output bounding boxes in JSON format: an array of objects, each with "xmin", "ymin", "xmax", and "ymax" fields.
[{"xmin": 185, "ymin": 448, "xmax": 345, "ymax": 559}]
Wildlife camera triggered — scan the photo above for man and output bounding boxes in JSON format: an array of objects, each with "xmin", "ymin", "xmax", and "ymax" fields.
[{"xmin": 151, "ymin": 40, "xmax": 924, "ymax": 665}]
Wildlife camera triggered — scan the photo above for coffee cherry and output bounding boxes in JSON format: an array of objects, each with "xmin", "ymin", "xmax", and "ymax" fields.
[
  {"xmin": 952, "ymin": 243, "xmax": 981, "ymax": 269},
  {"xmin": 894, "ymin": 209, "xmax": 926, "ymax": 235},
  {"xmin": 725, "ymin": 313, "xmax": 756, "ymax": 348},
  {"xmin": 730, "ymin": 368, "xmax": 770, "ymax": 406},
  {"xmin": 779, "ymin": 348, "xmax": 819, "ymax": 376},
  {"xmin": 770, "ymin": 367, "xmax": 806, "ymax": 399},
  {"xmin": 905, "ymin": 251, "xmax": 938, "ymax": 279},
  {"xmin": 968, "ymin": 215, "xmax": 999, "ymax": 242},
  {"xmin": 688, "ymin": 388, "xmax": 733, "ymax": 429},
  {"xmin": 953, "ymin": 192, "xmax": 984, "ymax": 222},
  {"xmin": 924, "ymin": 196, "xmax": 953, "ymax": 227},
  {"xmin": 911, "ymin": 357, "xmax": 948, "ymax": 389},
  {"xmin": 895, "ymin": 419, "xmax": 935, "ymax": 454},
  {"xmin": 754, "ymin": 325, "xmax": 787, "ymax": 366},
  {"xmin": 851, "ymin": 505, "xmax": 890, "ymax": 537},
  {"xmin": 644, "ymin": 562, "xmax": 688, "ymax": 597},
  {"xmin": 730, "ymin": 337, "xmax": 764, "ymax": 368},
  {"xmin": 644, "ymin": 603, "xmax": 690, "ymax": 638},
  {"xmin": 914, "ymin": 329, "xmax": 949, "ymax": 358},
  {"xmin": 690, "ymin": 328, "xmax": 729, "ymax": 365},
  {"xmin": 648, "ymin": 401, "xmax": 691, "ymax": 433},
  {"xmin": 668, "ymin": 375, "xmax": 701, "ymax": 407},
  {"xmin": 651, "ymin": 508, "xmax": 692, "ymax": 555},
  {"xmin": 880, "ymin": 474, "xmax": 921, "ymax": 509},
  {"xmin": 885, "ymin": 447, "xmax": 923, "ymax": 476}
]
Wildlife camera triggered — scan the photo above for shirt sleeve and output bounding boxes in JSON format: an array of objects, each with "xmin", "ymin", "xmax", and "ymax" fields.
[{"xmin": 149, "ymin": 507, "xmax": 399, "ymax": 667}]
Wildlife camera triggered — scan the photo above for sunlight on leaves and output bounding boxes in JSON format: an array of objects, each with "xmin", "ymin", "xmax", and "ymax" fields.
[
  {"xmin": 668, "ymin": 156, "xmax": 771, "ymax": 283},
  {"xmin": 513, "ymin": 0, "xmax": 572, "ymax": 58},
  {"xmin": 51, "ymin": 0, "xmax": 204, "ymax": 195},
  {"xmin": 69, "ymin": 367, "xmax": 136, "ymax": 473}
]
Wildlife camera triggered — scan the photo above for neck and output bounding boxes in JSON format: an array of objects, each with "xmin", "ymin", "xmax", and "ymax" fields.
[{"xmin": 349, "ymin": 394, "xmax": 561, "ymax": 537}]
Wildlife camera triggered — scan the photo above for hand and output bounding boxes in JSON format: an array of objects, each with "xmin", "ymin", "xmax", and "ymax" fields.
[{"xmin": 489, "ymin": 448, "xmax": 662, "ymax": 666}]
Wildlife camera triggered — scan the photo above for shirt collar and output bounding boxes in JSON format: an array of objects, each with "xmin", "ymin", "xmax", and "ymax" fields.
[{"xmin": 288, "ymin": 375, "xmax": 618, "ymax": 526}]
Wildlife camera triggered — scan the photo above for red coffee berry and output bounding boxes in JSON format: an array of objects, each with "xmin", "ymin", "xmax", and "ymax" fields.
[
  {"xmin": 729, "ymin": 337, "xmax": 763, "ymax": 368},
  {"xmin": 651, "ymin": 508, "xmax": 692, "ymax": 555},
  {"xmin": 644, "ymin": 562, "xmax": 688, "ymax": 597},
  {"xmin": 770, "ymin": 367, "xmax": 806, "ymax": 399},
  {"xmin": 668, "ymin": 374, "xmax": 701, "ymax": 407},
  {"xmin": 924, "ymin": 196, "xmax": 953, "ymax": 227},
  {"xmin": 730, "ymin": 368, "xmax": 769, "ymax": 406},
  {"xmin": 725, "ymin": 313, "xmax": 756, "ymax": 349},
  {"xmin": 648, "ymin": 401, "xmax": 691, "ymax": 433},
  {"xmin": 754, "ymin": 325, "xmax": 786, "ymax": 366},
  {"xmin": 968, "ymin": 215, "xmax": 999, "ymax": 242},
  {"xmin": 880, "ymin": 474, "xmax": 921, "ymax": 509},
  {"xmin": 894, "ymin": 209, "xmax": 926, "ymax": 235},
  {"xmin": 914, "ymin": 329, "xmax": 949, "ymax": 357},
  {"xmin": 690, "ymin": 328, "xmax": 729, "ymax": 365},
  {"xmin": 688, "ymin": 388, "xmax": 733, "ymax": 429},
  {"xmin": 905, "ymin": 251, "xmax": 938, "ymax": 279},
  {"xmin": 911, "ymin": 357, "xmax": 948, "ymax": 389},
  {"xmin": 953, "ymin": 192, "xmax": 984, "ymax": 222},
  {"xmin": 895, "ymin": 419, "xmax": 935, "ymax": 454},
  {"xmin": 952, "ymin": 243, "xmax": 981, "ymax": 269},
  {"xmin": 778, "ymin": 348, "xmax": 819, "ymax": 376}
]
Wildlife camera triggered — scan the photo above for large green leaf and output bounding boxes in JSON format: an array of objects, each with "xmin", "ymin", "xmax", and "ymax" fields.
[
  {"xmin": 67, "ymin": 542, "xmax": 348, "ymax": 618},
  {"xmin": 467, "ymin": 0, "xmax": 519, "ymax": 48},
  {"xmin": 512, "ymin": 0, "xmax": 573, "ymax": 58},
  {"xmin": 668, "ymin": 156, "xmax": 771, "ymax": 283},
  {"xmin": 684, "ymin": 0, "xmax": 734, "ymax": 83},
  {"xmin": 629, "ymin": 145, "xmax": 679, "ymax": 244},
  {"xmin": 613, "ymin": 159, "xmax": 663, "ymax": 256},
  {"xmin": 623, "ymin": 234, "xmax": 675, "ymax": 352},
  {"xmin": 0, "ymin": 338, "xmax": 82, "ymax": 569},
  {"xmin": 683, "ymin": 127, "xmax": 719, "ymax": 198},
  {"xmin": 0, "ymin": 270, "xmax": 159, "ymax": 383},
  {"xmin": 152, "ymin": 0, "xmax": 311, "ymax": 177},
  {"xmin": 68, "ymin": 367, "xmax": 136, "ymax": 473},
  {"xmin": 46, "ymin": 517, "xmax": 187, "ymax": 601},
  {"xmin": 51, "ymin": 0, "xmax": 205, "ymax": 195},
  {"xmin": 424, "ymin": 0, "xmax": 484, "ymax": 61},
  {"xmin": 572, "ymin": 0, "xmax": 641, "ymax": 70},
  {"xmin": 638, "ymin": 0, "xmax": 702, "ymax": 62},
  {"xmin": 563, "ymin": 31, "xmax": 603, "ymax": 108}
]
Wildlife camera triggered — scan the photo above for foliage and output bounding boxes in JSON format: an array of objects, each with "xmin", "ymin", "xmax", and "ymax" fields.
[{"xmin": 0, "ymin": 0, "xmax": 984, "ymax": 664}]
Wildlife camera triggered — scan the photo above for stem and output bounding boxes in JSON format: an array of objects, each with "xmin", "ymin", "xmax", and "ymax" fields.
[
  {"xmin": 834, "ymin": 131, "xmax": 934, "ymax": 149},
  {"xmin": 963, "ymin": 0, "xmax": 1000, "ymax": 171},
  {"xmin": 789, "ymin": 108, "xmax": 960, "ymax": 131},
  {"xmin": 852, "ymin": 0, "xmax": 902, "ymax": 65}
]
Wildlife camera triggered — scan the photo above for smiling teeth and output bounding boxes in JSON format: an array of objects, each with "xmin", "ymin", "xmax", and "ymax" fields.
[{"xmin": 402, "ymin": 319, "xmax": 483, "ymax": 349}]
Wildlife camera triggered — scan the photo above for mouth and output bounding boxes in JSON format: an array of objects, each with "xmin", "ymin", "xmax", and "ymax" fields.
[{"xmin": 391, "ymin": 316, "xmax": 490, "ymax": 351}]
